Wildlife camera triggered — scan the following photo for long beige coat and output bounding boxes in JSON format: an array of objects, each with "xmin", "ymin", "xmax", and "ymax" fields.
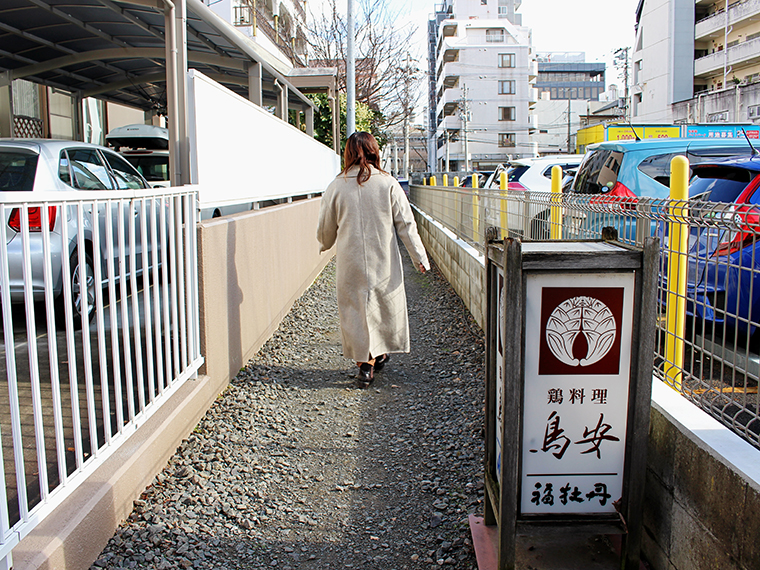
[{"xmin": 317, "ymin": 166, "xmax": 430, "ymax": 362}]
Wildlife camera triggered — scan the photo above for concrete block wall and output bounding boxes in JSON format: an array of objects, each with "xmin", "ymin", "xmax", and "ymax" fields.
[
  {"xmin": 645, "ymin": 382, "xmax": 760, "ymax": 570},
  {"xmin": 413, "ymin": 203, "xmax": 760, "ymax": 570},
  {"xmin": 413, "ymin": 207, "xmax": 486, "ymax": 329}
]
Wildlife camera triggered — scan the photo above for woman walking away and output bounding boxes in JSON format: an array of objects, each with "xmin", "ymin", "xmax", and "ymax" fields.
[{"xmin": 317, "ymin": 132, "xmax": 431, "ymax": 388}]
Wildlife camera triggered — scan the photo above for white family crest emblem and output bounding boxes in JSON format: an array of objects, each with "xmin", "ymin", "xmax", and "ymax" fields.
[{"xmin": 545, "ymin": 296, "xmax": 617, "ymax": 367}]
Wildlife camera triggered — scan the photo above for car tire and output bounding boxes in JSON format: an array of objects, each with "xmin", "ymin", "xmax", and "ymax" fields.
[{"xmin": 56, "ymin": 250, "xmax": 96, "ymax": 329}]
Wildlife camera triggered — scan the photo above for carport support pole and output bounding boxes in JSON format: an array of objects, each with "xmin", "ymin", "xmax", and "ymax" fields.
[
  {"xmin": 164, "ymin": 0, "xmax": 180, "ymax": 186},
  {"xmin": 175, "ymin": 0, "xmax": 191, "ymax": 185},
  {"xmin": 305, "ymin": 106, "xmax": 314, "ymax": 136},
  {"xmin": 248, "ymin": 61, "xmax": 263, "ymax": 107}
]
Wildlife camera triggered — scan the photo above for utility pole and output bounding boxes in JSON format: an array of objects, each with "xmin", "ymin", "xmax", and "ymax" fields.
[
  {"xmin": 614, "ymin": 47, "xmax": 631, "ymax": 121},
  {"xmin": 346, "ymin": 0, "xmax": 356, "ymax": 136},
  {"xmin": 459, "ymin": 85, "xmax": 471, "ymax": 172},
  {"xmin": 401, "ymin": 52, "xmax": 414, "ymax": 179},
  {"xmin": 403, "ymin": 118, "xmax": 410, "ymax": 179},
  {"xmin": 445, "ymin": 130, "xmax": 450, "ymax": 173},
  {"xmin": 723, "ymin": 0, "xmax": 729, "ymax": 87},
  {"xmin": 567, "ymin": 100, "xmax": 571, "ymax": 153},
  {"xmin": 393, "ymin": 138, "xmax": 399, "ymax": 177}
]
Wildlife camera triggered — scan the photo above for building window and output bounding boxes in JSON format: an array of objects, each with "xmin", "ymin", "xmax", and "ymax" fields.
[
  {"xmin": 499, "ymin": 80, "xmax": 516, "ymax": 94},
  {"xmin": 486, "ymin": 29, "xmax": 505, "ymax": 43},
  {"xmin": 498, "ymin": 53, "xmax": 515, "ymax": 68},
  {"xmin": 499, "ymin": 107, "xmax": 516, "ymax": 121},
  {"xmin": 481, "ymin": 0, "xmax": 487, "ymax": 4},
  {"xmin": 498, "ymin": 133, "xmax": 516, "ymax": 147}
]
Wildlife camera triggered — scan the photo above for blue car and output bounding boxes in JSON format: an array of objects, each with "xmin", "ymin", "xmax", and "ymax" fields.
[
  {"xmin": 679, "ymin": 156, "xmax": 760, "ymax": 334},
  {"xmin": 572, "ymin": 137, "xmax": 758, "ymax": 199}
]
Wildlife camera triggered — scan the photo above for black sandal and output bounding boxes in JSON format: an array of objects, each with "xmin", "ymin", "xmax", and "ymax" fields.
[
  {"xmin": 357, "ymin": 363, "xmax": 374, "ymax": 387},
  {"xmin": 374, "ymin": 353, "xmax": 390, "ymax": 372}
]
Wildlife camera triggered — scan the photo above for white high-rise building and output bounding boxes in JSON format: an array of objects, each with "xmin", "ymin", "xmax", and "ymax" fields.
[
  {"xmin": 428, "ymin": 0, "xmax": 537, "ymax": 171},
  {"xmin": 633, "ymin": 0, "xmax": 760, "ymax": 124}
]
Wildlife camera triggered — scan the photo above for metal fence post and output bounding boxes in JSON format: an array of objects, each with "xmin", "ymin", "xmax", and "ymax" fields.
[
  {"xmin": 500, "ymin": 171, "xmax": 508, "ymax": 238},
  {"xmin": 665, "ymin": 156, "xmax": 689, "ymax": 391},
  {"xmin": 550, "ymin": 165, "xmax": 562, "ymax": 240}
]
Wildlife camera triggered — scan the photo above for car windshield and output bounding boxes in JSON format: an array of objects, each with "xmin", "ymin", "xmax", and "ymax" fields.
[
  {"xmin": 124, "ymin": 155, "xmax": 169, "ymax": 182},
  {"xmin": 508, "ymin": 165, "xmax": 530, "ymax": 182},
  {"xmin": 0, "ymin": 150, "xmax": 38, "ymax": 191},
  {"xmin": 689, "ymin": 166, "xmax": 758, "ymax": 203},
  {"xmin": 571, "ymin": 149, "xmax": 623, "ymax": 194}
]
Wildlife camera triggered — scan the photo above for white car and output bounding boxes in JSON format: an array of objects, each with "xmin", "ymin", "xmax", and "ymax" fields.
[
  {"xmin": 107, "ymin": 124, "xmax": 171, "ymax": 188},
  {"xmin": 0, "ymin": 138, "xmax": 155, "ymax": 325},
  {"xmin": 482, "ymin": 155, "xmax": 584, "ymax": 239}
]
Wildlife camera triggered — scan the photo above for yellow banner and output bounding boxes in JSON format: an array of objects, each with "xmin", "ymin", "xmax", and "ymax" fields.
[
  {"xmin": 607, "ymin": 126, "xmax": 644, "ymax": 141},
  {"xmin": 643, "ymin": 126, "xmax": 680, "ymax": 139}
]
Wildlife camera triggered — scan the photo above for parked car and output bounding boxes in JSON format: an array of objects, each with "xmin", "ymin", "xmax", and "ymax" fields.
[
  {"xmin": 570, "ymin": 137, "xmax": 758, "ymax": 200},
  {"xmin": 106, "ymin": 124, "xmax": 171, "ymax": 188},
  {"xmin": 479, "ymin": 155, "xmax": 584, "ymax": 239},
  {"xmin": 459, "ymin": 171, "xmax": 493, "ymax": 188},
  {"xmin": 671, "ymin": 155, "xmax": 760, "ymax": 335},
  {"xmin": 0, "ymin": 139, "xmax": 153, "ymax": 326}
]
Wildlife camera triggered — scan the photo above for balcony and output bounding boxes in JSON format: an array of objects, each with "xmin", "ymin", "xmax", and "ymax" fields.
[
  {"xmin": 443, "ymin": 74, "xmax": 460, "ymax": 89},
  {"xmin": 528, "ymin": 59, "xmax": 538, "ymax": 80},
  {"xmin": 695, "ymin": 0, "xmax": 760, "ymax": 41},
  {"xmin": 528, "ymin": 113, "xmax": 538, "ymax": 133},
  {"xmin": 528, "ymin": 86, "xmax": 538, "ymax": 108},
  {"xmin": 695, "ymin": 35, "xmax": 760, "ymax": 77},
  {"xmin": 442, "ymin": 47, "xmax": 460, "ymax": 64},
  {"xmin": 442, "ymin": 21, "xmax": 457, "ymax": 37}
]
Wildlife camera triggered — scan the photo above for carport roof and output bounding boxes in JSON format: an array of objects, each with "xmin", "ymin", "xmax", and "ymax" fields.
[{"xmin": 0, "ymin": 0, "xmax": 314, "ymax": 113}]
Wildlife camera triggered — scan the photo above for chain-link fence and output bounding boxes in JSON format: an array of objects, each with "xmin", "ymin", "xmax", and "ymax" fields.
[{"xmin": 410, "ymin": 183, "xmax": 760, "ymax": 449}]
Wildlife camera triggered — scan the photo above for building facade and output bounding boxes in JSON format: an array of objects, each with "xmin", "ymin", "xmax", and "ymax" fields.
[
  {"xmin": 428, "ymin": 0, "xmax": 537, "ymax": 171},
  {"xmin": 535, "ymin": 52, "xmax": 605, "ymax": 101},
  {"xmin": 206, "ymin": 0, "xmax": 308, "ymax": 69},
  {"xmin": 632, "ymin": 0, "xmax": 760, "ymax": 124}
]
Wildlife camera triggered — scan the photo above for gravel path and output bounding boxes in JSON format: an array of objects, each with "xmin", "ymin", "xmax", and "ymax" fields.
[{"xmin": 91, "ymin": 248, "xmax": 486, "ymax": 570}]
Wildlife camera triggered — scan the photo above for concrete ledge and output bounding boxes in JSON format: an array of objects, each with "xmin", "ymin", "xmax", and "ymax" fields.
[{"xmin": 12, "ymin": 372, "xmax": 228, "ymax": 570}]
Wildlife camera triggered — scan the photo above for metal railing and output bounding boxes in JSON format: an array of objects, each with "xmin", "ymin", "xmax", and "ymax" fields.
[
  {"xmin": 411, "ymin": 181, "xmax": 760, "ymax": 449},
  {"xmin": 0, "ymin": 187, "xmax": 202, "ymax": 566}
]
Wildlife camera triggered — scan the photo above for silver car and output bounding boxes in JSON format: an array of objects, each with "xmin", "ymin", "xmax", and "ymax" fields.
[{"xmin": 0, "ymin": 139, "xmax": 152, "ymax": 326}]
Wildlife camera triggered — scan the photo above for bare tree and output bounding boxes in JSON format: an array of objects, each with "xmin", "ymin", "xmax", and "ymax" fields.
[{"xmin": 307, "ymin": 0, "xmax": 422, "ymax": 130}]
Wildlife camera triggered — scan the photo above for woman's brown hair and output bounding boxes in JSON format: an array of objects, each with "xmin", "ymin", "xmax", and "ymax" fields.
[{"xmin": 342, "ymin": 131, "xmax": 387, "ymax": 184}]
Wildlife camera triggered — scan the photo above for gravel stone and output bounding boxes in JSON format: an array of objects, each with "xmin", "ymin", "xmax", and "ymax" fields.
[{"xmin": 91, "ymin": 247, "xmax": 485, "ymax": 569}]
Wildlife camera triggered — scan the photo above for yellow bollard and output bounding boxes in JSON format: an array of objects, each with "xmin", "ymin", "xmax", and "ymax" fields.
[
  {"xmin": 430, "ymin": 175, "xmax": 437, "ymax": 186},
  {"xmin": 472, "ymin": 174, "xmax": 480, "ymax": 240},
  {"xmin": 443, "ymin": 174, "xmax": 448, "ymax": 187},
  {"xmin": 453, "ymin": 176, "xmax": 459, "ymax": 187},
  {"xmin": 665, "ymin": 155, "xmax": 689, "ymax": 391},
  {"xmin": 500, "ymin": 171, "xmax": 508, "ymax": 235},
  {"xmin": 423, "ymin": 178, "xmax": 427, "ymax": 186},
  {"xmin": 550, "ymin": 165, "xmax": 562, "ymax": 240}
]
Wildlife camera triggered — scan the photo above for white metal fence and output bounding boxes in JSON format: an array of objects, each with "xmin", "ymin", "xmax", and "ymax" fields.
[
  {"xmin": 0, "ymin": 187, "xmax": 202, "ymax": 567},
  {"xmin": 411, "ymin": 183, "xmax": 760, "ymax": 450}
]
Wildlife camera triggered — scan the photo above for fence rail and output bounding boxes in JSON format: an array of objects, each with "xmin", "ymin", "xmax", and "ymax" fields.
[
  {"xmin": 410, "ymin": 182, "xmax": 760, "ymax": 450},
  {"xmin": 0, "ymin": 187, "xmax": 202, "ymax": 566}
]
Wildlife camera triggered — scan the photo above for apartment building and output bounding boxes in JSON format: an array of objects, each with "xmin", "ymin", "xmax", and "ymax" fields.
[
  {"xmin": 428, "ymin": 0, "xmax": 537, "ymax": 171},
  {"xmin": 206, "ymin": 0, "xmax": 308, "ymax": 69},
  {"xmin": 536, "ymin": 52, "xmax": 605, "ymax": 101},
  {"xmin": 633, "ymin": 0, "xmax": 760, "ymax": 124}
]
